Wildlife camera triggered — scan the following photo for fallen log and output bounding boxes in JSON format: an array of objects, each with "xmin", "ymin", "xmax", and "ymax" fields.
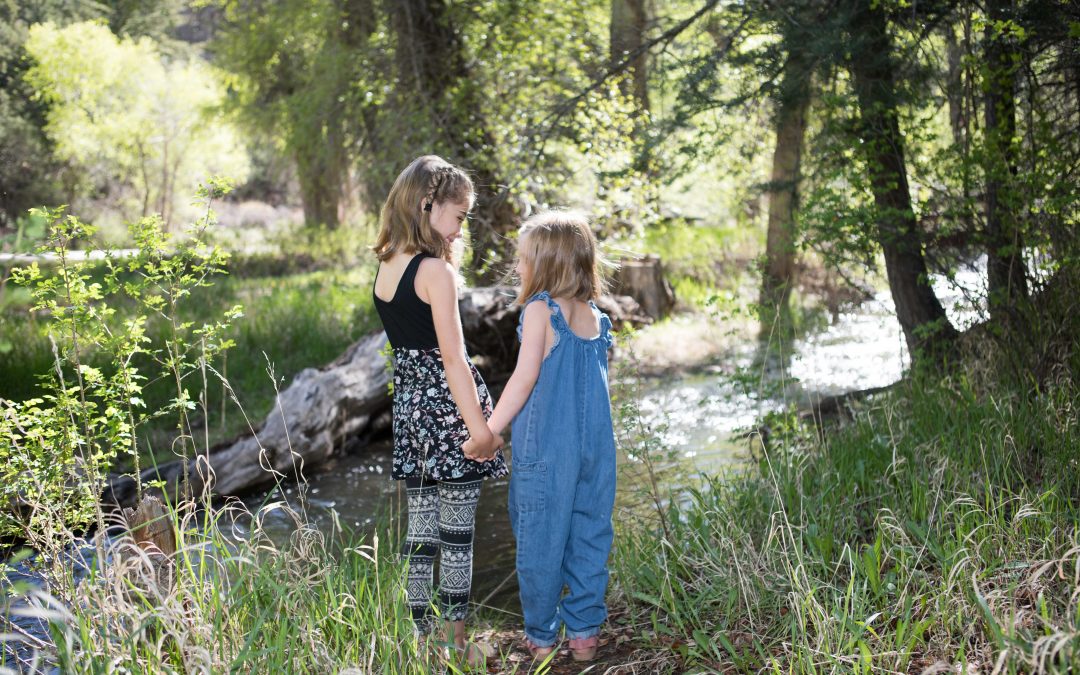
[
  {"xmin": 104, "ymin": 287, "xmax": 648, "ymax": 508},
  {"xmin": 746, "ymin": 382, "xmax": 901, "ymax": 456},
  {"xmin": 104, "ymin": 329, "xmax": 392, "ymax": 508},
  {"xmin": 797, "ymin": 382, "xmax": 900, "ymax": 423}
]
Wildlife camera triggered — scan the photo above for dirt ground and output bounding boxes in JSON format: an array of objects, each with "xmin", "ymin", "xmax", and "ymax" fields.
[
  {"xmin": 468, "ymin": 611, "xmax": 689, "ymax": 674},
  {"xmin": 476, "ymin": 634, "xmax": 674, "ymax": 673},
  {"xmin": 616, "ymin": 311, "xmax": 752, "ymax": 378}
]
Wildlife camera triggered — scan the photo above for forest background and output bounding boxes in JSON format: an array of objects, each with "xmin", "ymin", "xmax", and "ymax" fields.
[{"xmin": 2, "ymin": 0, "xmax": 1080, "ymax": 672}]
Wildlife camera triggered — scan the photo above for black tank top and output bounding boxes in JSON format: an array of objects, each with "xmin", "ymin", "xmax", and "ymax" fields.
[{"xmin": 373, "ymin": 253, "xmax": 440, "ymax": 349}]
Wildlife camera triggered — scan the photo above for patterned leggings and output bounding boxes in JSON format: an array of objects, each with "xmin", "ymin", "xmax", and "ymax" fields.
[{"xmin": 402, "ymin": 475, "xmax": 482, "ymax": 633}]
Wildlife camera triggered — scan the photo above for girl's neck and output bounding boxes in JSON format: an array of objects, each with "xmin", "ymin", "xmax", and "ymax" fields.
[{"xmin": 547, "ymin": 292, "xmax": 586, "ymax": 304}]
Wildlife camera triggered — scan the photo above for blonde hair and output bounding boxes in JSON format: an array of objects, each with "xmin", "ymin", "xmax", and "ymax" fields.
[
  {"xmin": 515, "ymin": 211, "xmax": 609, "ymax": 304},
  {"xmin": 373, "ymin": 155, "xmax": 474, "ymax": 262}
]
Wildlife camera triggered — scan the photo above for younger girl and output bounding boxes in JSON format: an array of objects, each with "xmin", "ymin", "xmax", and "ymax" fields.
[
  {"xmin": 464, "ymin": 211, "xmax": 617, "ymax": 662},
  {"xmin": 372, "ymin": 155, "xmax": 507, "ymax": 663}
]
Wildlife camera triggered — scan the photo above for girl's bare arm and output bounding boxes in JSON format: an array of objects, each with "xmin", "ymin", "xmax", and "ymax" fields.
[
  {"xmin": 486, "ymin": 301, "xmax": 549, "ymax": 436},
  {"xmin": 422, "ymin": 259, "xmax": 496, "ymax": 450}
]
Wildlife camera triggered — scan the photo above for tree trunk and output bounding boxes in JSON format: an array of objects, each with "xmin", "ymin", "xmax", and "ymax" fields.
[
  {"xmin": 848, "ymin": 0, "xmax": 957, "ymax": 362},
  {"xmin": 391, "ymin": 0, "xmax": 516, "ymax": 281},
  {"xmin": 339, "ymin": 0, "xmax": 377, "ymax": 213},
  {"xmin": 610, "ymin": 0, "xmax": 650, "ymax": 114},
  {"xmin": 946, "ymin": 15, "xmax": 978, "ymax": 237},
  {"xmin": 296, "ymin": 143, "xmax": 343, "ymax": 229},
  {"xmin": 945, "ymin": 24, "xmax": 966, "ymax": 149},
  {"xmin": 291, "ymin": 0, "xmax": 377, "ymax": 230},
  {"xmin": 758, "ymin": 52, "xmax": 810, "ymax": 344},
  {"xmin": 983, "ymin": 0, "xmax": 1029, "ymax": 316}
]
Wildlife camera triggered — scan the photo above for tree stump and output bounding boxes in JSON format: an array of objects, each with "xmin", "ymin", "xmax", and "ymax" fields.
[
  {"xmin": 122, "ymin": 495, "xmax": 176, "ymax": 557},
  {"xmin": 121, "ymin": 495, "xmax": 176, "ymax": 592},
  {"xmin": 613, "ymin": 255, "xmax": 675, "ymax": 320}
]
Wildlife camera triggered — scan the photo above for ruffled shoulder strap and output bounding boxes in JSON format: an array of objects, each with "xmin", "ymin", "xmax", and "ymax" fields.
[
  {"xmin": 591, "ymin": 301, "xmax": 615, "ymax": 349},
  {"xmin": 516, "ymin": 291, "xmax": 566, "ymax": 343}
]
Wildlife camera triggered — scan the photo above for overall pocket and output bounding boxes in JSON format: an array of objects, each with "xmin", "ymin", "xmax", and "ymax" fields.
[{"xmin": 509, "ymin": 460, "xmax": 547, "ymax": 513}]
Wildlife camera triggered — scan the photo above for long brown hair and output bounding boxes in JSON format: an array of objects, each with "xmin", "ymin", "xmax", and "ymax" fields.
[
  {"xmin": 372, "ymin": 155, "xmax": 474, "ymax": 262},
  {"xmin": 515, "ymin": 211, "xmax": 609, "ymax": 304}
]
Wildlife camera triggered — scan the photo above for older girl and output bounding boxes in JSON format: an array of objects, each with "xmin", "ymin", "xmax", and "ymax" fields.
[{"xmin": 372, "ymin": 155, "xmax": 506, "ymax": 664}]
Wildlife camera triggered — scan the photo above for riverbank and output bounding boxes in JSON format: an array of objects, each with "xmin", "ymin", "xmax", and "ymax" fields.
[
  {"xmin": 607, "ymin": 285, "xmax": 1080, "ymax": 672},
  {"xmin": 6, "ymin": 232, "xmax": 1076, "ymax": 671}
]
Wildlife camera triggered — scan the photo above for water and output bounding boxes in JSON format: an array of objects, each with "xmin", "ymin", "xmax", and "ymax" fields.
[
  {"xmin": 2, "ymin": 542, "xmax": 105, "ymax": 674},
  {"xmin": 614, "ymin": 259, "xmax": 989, "ymax": 469}
]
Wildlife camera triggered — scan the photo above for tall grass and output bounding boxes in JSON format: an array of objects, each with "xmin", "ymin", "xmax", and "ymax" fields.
[
  {"xmin": 612, "ymin": 347, "xmax": 1080, "ymax": 672},
  {"xmin": 3, "ymin": 497, "xmax": 461, "ymax": 673},
  {"xmin": 0, "ymin": 205, "xmax": 490, "ymax": 674}
]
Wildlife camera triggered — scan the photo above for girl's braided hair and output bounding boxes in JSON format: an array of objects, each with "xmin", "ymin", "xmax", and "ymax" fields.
[
  {"xmin": 422, "ymin": 164, "xmax": 457, "ymax": 212},
  {"xmin": 373, "ymin": 156, "xmax": 474, "ymax": 262}
]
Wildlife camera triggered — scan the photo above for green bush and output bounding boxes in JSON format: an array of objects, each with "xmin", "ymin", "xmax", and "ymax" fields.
[{"xmin": 1, "ymin": 182, "xmax": 237, "ymax": 543}]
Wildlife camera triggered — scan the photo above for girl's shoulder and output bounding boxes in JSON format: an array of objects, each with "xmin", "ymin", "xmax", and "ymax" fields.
[
  {"xmin": 416, "ymin": 255, "xmax": 462, "ymax": 306},
  {"xmin": 522, "ymin": 290, "xmax": 555, "ymax": 307},
  {"xmin": 415, "ymin": 254, "xmax": 453, "ymax": 281},
  {"xmin": 521, "ymin": 297, "xmax": 554, "ymax": 321}
]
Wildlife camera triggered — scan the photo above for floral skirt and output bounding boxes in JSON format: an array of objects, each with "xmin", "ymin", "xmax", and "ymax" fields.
[{"xmin": 391, "ymin": 347, "xmax": 508, "ymax": 481}]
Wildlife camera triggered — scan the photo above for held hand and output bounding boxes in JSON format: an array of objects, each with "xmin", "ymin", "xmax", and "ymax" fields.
[
  {"xmin": 462, "ymin": 436, "xmax": 480, "ymax": 460},
  {"xmin": 463, "ymin": 430, "xmax": 503, "ymax": 462}
]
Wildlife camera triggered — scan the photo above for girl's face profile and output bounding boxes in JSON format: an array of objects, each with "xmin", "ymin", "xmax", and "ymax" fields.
[
  {"xmin": 515, "ymin": 245, "xmax": 532, "ymax": 287},
  {"xmin": 428, "ymin": 197, "xmax": 471, "ymax": 246}
]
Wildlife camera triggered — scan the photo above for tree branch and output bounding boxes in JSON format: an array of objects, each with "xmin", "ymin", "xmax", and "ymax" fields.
[
  {"xmin": 494, "ymin": 0, "xmax": 750, "ymax": 201},
  {"xmin": 528, "ymin": 0, "xmax": 749, "ymax": 143}
]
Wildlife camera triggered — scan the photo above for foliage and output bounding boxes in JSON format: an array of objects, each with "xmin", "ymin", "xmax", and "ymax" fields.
[
  {"xmin": 209, "ymin": 0, "xmax": 379, "ymax": 228},
  {"xmin": 23, "ymin": 21, "xmax": 249, "ymax": 230},
  {"xmin": 0, "ymin": 264, "xmax": 380, "ymax": 457},
  {"xmin": 0, "ymin": 182, "xmax": 238, "ymax": 543},
  {"xmin": 209, "ymin": 0, "xmax": 653, "ymax": 244}
]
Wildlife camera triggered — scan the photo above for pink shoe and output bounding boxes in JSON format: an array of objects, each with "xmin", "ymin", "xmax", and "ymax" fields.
[
  {"xmin": 525, "ymin": 637, "xmax": 555, "ymax": 660},
  {"xmin": 569, "ymin": 635, "xmax": 598, "ymax": 661}
]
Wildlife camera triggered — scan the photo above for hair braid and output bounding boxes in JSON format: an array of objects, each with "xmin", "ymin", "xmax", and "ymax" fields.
[{"xmin": 423, "ymin": 165, "xmax": 453, "ymax": 210}]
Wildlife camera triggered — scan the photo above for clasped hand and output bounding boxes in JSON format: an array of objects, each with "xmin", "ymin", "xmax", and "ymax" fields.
[{"xmin": 462, "ymin": 429, "xmax": 503, "ymax": 462}]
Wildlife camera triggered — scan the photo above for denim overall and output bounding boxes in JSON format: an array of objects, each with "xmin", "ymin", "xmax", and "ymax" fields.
[{"xmin": 509, "ymin": 291, "xmax": 618, "ymax": 648}]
